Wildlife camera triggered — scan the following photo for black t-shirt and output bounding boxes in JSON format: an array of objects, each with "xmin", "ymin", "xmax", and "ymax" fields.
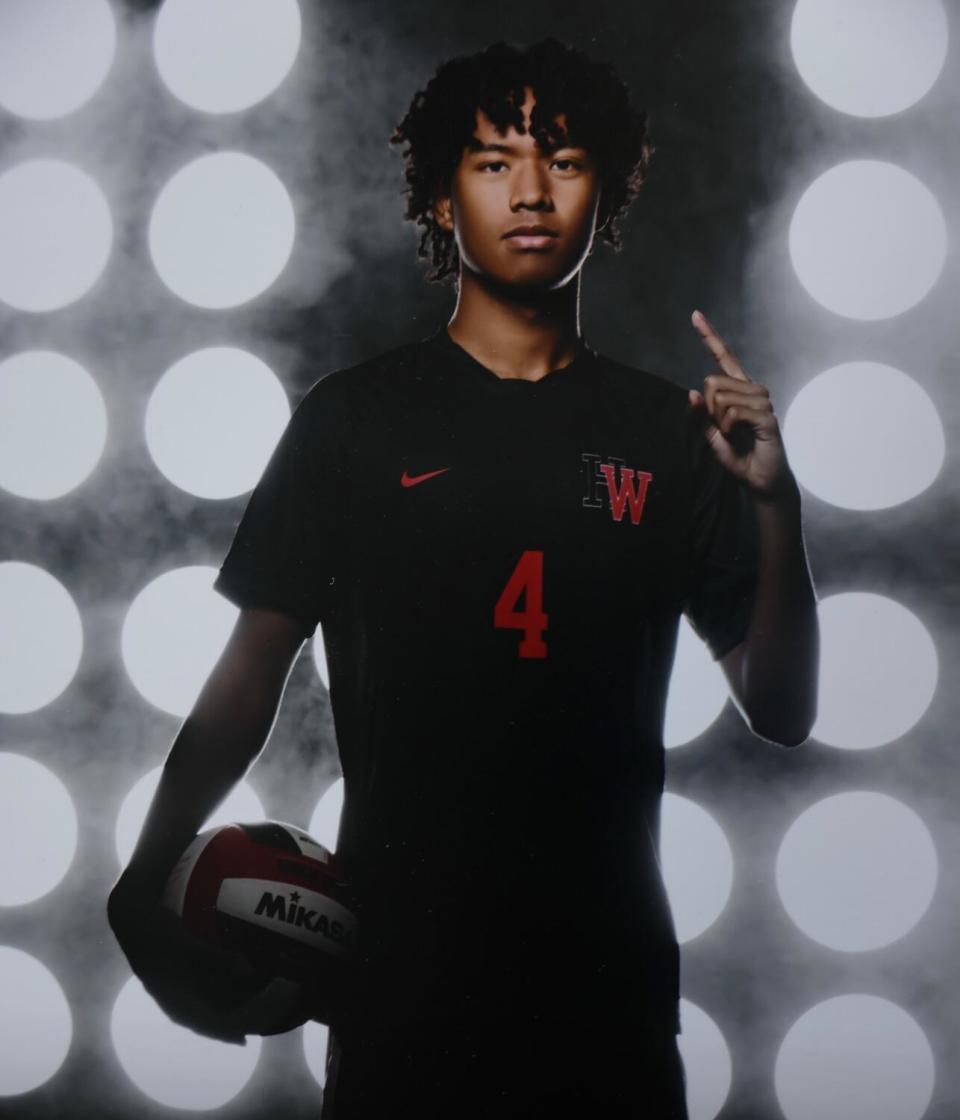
[{"xmin": 213, "ymin": 326, "xmax": 758, "ymax": 1040}]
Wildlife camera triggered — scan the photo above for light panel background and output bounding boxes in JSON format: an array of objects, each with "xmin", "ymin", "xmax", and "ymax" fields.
[{"xmin": 0, "ymin": 1, "xmax": 956, "ymax": 1118}]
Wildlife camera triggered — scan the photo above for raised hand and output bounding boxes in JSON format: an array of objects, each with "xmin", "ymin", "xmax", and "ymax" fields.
[{"xmin": 687, "ymin": 309, "xmax": 795, "ymax": 502}]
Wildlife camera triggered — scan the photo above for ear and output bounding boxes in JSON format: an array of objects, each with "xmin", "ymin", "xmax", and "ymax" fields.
[{"xmin": 433, "ymin": 192, "xmax": 454, "ymax": 233}]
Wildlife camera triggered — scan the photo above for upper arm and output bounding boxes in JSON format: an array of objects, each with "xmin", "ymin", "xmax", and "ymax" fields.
[
  {"xmin": 212, "ymin": 381, "xmax": 349, "ymax": 633},
  {"xmin": 195, "ymin": 607, "xmax": 312, "ymax": 721}
]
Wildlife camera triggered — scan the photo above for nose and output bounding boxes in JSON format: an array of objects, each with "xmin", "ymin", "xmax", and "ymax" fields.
[{"xmin": 509, "ymin": 159, "xmax": 552, "ymax": 211}]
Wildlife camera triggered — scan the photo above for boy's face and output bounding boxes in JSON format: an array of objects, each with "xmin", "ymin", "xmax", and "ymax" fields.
[{"xmin": 433, "ymin": 86, "xmax": 603, "ymax": 291}]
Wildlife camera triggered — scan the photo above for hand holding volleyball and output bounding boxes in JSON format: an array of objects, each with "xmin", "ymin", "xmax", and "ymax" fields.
[
  {"xmin": 108, "ymin": 872, "xmax": 285, "ymax": 1044},
  {"xmin": 108, "ymin": 820, "xmax": 358, "ymax": 1044}
]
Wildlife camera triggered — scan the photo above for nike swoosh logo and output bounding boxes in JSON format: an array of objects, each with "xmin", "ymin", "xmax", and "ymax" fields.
[{"xmin": 401, "ymin": 467, "xmax": 450, "ymax": 487}]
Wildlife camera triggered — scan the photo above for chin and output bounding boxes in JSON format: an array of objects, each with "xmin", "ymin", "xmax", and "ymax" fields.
[
  {"xmin": 473, "ymin": 256, "xmax": 582, "ymax": 293},
  {"xmin": 515, "ymin": 265, "xmax": 582, "ymax": 291}
]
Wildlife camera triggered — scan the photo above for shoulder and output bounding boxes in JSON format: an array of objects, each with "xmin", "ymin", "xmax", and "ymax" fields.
[
  {"xmin": 590, "ymin": 349, "xmax": 691, "ymax": 419},
  {"xmin": 300, "ymin": 339, "xmax": 423, "ymax": 410},
  {"xmin": 282, "ymin": 339, "xmax": 425, "ymax": 451},
  {"xmin": 591, "ymin": 350, "xmax": 684, "ymax": 401}
]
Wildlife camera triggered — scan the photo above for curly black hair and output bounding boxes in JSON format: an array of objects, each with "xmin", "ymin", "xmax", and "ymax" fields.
[{"xmin": 389, "ymin": 37, "xmax": 655, "ymax": 284}]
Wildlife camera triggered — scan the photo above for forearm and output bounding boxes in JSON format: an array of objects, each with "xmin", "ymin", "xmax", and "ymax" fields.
[
  {"xmin": 118, "ymin": 689, "xmax": 281, "ymax": 896},
  {"xmin": 741, "ymin": 477, "xmax": 819, "ymax": 745}
]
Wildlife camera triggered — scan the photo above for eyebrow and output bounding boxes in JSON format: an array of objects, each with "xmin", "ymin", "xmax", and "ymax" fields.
[{"xmin": 466, "ymin": 138, "xmax": 585, "ymax": 155}]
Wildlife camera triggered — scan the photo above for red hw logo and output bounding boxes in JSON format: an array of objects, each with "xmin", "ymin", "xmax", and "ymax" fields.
[{"xmin": 581, "ymin": 453, "xmax": 653, "ymax": 525}]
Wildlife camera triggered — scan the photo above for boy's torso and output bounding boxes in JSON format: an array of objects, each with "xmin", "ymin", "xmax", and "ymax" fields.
[{"xmin": 318, "ymin": 330, "xmax": 695, "ymax": 1036}]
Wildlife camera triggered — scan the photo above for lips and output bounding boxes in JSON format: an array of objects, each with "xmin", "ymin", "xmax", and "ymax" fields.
[{"xmin": 503, "ymin": 224, "xmax": 559, "ymax": 238}]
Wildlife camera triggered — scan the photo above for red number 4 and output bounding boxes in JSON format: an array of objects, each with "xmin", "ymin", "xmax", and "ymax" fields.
[{"xmin": 494, "ymin": 549, "xmax": 548, "ymax": 658}]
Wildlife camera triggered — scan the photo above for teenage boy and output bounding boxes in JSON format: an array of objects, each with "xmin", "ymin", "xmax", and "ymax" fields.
[{"xmin": 109, "ymin": 37, "xmax": 818, "ymax": 1120}]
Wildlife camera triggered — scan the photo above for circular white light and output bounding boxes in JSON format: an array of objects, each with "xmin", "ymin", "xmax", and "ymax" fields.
[
  {"xmin": 0, "ymin": 562, "xmax": 83, "ymax": 714},
  {"xmin": 660, "ymin": 794, "xmax": 734, "ymax": 944},
  {"xmin": 0, "ymin": 947, "xmax": 72, "ymax": 1095},
  {"xmin": 303, "ymin": 1019, "xmax": 331, "ymax": 1088},
  {"xmin": 784, "ymin": 363, "xmax": 944, "ymax": 510},
  {"xmin": 0, "ymin": 159, "xmax": 113, "ymax": 312},
  {"xmin": 0, "ymin": 0, "xmax": 116, "ymax": 121},
  {"xmin": 814, "ymin": 593, "xmax": 937, "ymax": 749},
  {"xmin": 121, "ymin": 565, "xmax": 240, "ymax": 717},
  {"xmin": 145, "ymin": 347, "xmax": 290, "ymax": 499},
  {"xmin": 311, "ymin": 625, "xmax": 329, "ymax": 691},
  {"xmin": 776, "ymin": 792, "xmax": 937, "ymax": 951},
  {"xmin": 788, "ymin": 161, "xmax": 946, "ymax": 321},
  {"xmin": 115, "ymin": 765, "xmax": 265, "ymax": 868},
  {"xmin": 309, "ymin": 778, "xmax": 344, "ymax": 853},
  {"xmin": 154, "ymin": 0, "xmax": 301, "ymax": 114},
  {"xmin": 111, "ymin": 977, "xmax": 261, "ymax": 1109},
  {"xmin": 148, "ymin": 152, "xmax": 295, "ymax": 309},
  {"xmin": 0, "ymin": 351, "xmax": 108, "ymax": 500},
  {"xmin": 790, "ymin": 0, "xmax": 948, "ymax": 118},
  {"xmin": 677, "ymin": 999, "xmax": 732, "ymax": 1120},
  {"xmin": 665, "ymin": 617, "xmax": 730, "ymax": 748},
  {"xmin": 774, "ymin": 995, "xmax": 934, "ymax": 1120},
  {"xmin": 0, "ymin": 754, "xmax": 77, "ymax": 905}
]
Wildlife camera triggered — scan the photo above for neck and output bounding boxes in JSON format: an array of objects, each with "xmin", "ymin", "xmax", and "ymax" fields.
[{"xmin": 445, "ymin": 266, "xmax": 584, "ymax": 382}]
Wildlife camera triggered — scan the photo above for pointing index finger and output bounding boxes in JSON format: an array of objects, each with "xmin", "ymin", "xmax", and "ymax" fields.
[{"xmin": 691, "ymin": 309, "xmax": 751, "ymax": 382}]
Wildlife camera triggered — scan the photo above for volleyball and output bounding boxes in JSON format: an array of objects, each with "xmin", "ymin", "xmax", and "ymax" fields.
[{"xmin": 160, "ymin": 820, "xmax": 358, "ymax": 1028}]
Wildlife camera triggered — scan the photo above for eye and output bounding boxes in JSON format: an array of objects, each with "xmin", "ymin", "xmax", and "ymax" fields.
[
  {"xmin": 479, "ymin": 160, "xmax": 507, "ymax": 172},
  {"xmin": 551, "ymin": 158, "xmax": 581, "ymax": 171}
]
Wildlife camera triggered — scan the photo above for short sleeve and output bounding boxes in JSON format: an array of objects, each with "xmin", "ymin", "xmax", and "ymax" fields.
[
  {"xmin": 212, "ymin": 379, "xmax": 347, "ymax": 636},
  {"xmin": 681, "ymin": 411, "xmax": 759, "ymax": 661}
]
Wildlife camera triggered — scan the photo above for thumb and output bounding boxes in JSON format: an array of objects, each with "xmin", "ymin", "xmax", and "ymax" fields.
[
  {"xmin": 688, "ymin": 387, "xmax": 735, "ymax": 466},
  {"xmin": 687, "ymin": 387, "xmax": 717, "ymax": 438}
]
